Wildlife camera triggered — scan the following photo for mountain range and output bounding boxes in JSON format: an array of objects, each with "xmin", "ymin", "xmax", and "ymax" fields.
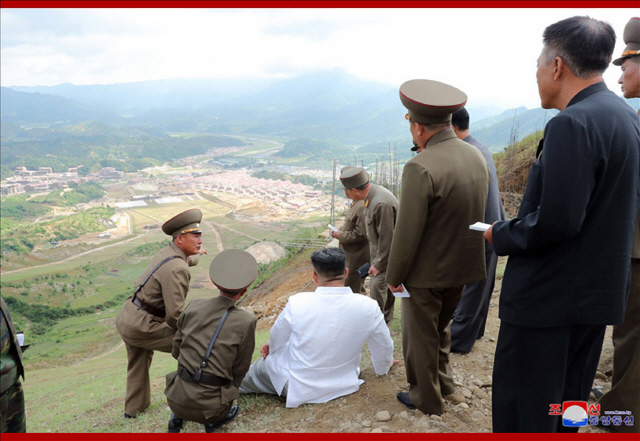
[{"xmin": 2, "ymin": 69, "xmax": 638, "ymax": 160}]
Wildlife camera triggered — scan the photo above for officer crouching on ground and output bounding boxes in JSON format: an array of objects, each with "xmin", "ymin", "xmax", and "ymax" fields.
[{"xmin": 164, "ymin": 249, "xmax": 258, "ymax": 433}]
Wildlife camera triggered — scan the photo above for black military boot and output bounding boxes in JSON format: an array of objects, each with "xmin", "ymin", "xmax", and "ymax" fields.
[
  {"xmin": 167, "ymin": 413, "xmax": 184, "ymax": 433},
  {"xmin": 203, "ymin": 405, "xmax": 238, "ymax": 433}
]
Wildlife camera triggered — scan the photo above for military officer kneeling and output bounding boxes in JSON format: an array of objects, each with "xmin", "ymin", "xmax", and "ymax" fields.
[{"xmin": 164, "ymin": 249, "xmax": 258, "ymax": 433}]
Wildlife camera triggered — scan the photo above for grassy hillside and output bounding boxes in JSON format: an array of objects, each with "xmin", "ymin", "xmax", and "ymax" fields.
[
  {"xmin": 1, "ymin": 122, "xmax": 247, "ymax": 179},
  {"xmin": 0, "ymin": 206, "xmax": 116, "ymax": 258},
  {"xmin": 492, "ymin": 130, "xmax": 541, "ymax": 217},
  {"xmin": 474, "ymin": 108, "xmax": 557, "ymax": 152}
]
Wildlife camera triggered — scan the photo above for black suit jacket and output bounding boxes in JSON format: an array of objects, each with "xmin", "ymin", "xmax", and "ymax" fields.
[{"xmin": 493, "ymin": 82, "xmax": 640, "ymax": 327}]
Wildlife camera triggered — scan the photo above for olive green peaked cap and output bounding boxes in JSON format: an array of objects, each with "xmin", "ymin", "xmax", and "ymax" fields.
[
  {"xmin": 340, "ymin": 166, "xmax": 370, "ymax": 189},
  {"xmin": 209, "ymin": 249, "xmax": 258, "ymax": 293},
  {"xmin": 162, "ymin": 208, "xmax": 203, "ymax": 238},
  {"xmin": 399, "ymin": 79, "xmax": 467, "ymax": 124},
  {"xmin": 613, "ymin": 17, "xmax": 640, "ymax": 66}
]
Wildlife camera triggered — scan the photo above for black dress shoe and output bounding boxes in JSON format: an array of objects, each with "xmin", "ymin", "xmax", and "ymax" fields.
[
  {"xmin": 591, "ymin": 386, "xmax": 608, "ymax": 400},
  {"xmin": 204, "ymin": 405, "xmax": 239, "ymax": 433},
  {"xmin": 396, "ymin": 392, "xmax": 416, "ymax": 410},
  {"xmin": 168, "ymin": 413, "xmax": 184, "ymax": 433}
]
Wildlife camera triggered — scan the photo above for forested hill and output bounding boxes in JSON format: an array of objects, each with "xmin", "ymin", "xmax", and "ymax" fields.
[{"xmin": 1, "ymin": 119, "xmax": 246, "ymax": 178}]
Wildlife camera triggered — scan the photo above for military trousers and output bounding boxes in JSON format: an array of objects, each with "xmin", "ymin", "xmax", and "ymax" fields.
[
  {"xmin": 598, "ymin": 258, "xmax": 640, "ymax": 433},
  {"xmin": 122, "ymin": 333, "xmax": 174, "ymax": 417},
  {"xmin": 344, "ymin": 268, "xmax": 365, "ymax": 295},
  {"xmin": 401, "ymin": 285, "xmax": 463, "ymax": 415},
  {"xmin": 0, "ymin": 381, "xmax": 25, "ymax": 433},
  {"xmin": 370, "ymin": 272, "xmax": 395, "ymax": 323},
  {"xmin": 167, "ymin": 397, "xmax": 231, "ymax": 426}
]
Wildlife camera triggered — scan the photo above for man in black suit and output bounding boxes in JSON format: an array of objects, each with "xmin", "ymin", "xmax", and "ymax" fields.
[{"xmin": 484, "ymin": 16, "xmax": 640, "ymax": 433}]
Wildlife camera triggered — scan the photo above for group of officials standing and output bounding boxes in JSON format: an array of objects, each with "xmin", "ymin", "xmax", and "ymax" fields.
[{"xmin": 3, "ymin": 14, "xmax": 637, "ymax": 435}]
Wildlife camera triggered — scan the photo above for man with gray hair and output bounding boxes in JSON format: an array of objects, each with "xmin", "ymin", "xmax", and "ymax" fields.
[
  {"xmin": 239, "ymin": 247, "xmax": 394, "ymax": 408},
  {"xmin": 484, "ymin": 16, "xmax": 640, "ymax": 432}
]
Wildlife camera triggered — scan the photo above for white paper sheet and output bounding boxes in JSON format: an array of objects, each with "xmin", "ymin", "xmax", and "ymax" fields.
[
  {"xmin": 469, "ymin": 222, "xmax": 491, "ymax": 232},
  {"xmin": 393, "ymin": 284, "xmax": 411, "ymax": 298}
]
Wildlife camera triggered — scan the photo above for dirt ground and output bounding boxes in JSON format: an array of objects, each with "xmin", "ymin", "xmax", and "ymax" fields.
[{"xmin": 227, "ymin": 249, "xmax": 615, "ymax": 433}]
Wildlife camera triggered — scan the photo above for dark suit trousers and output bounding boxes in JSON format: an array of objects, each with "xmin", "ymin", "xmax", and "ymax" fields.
[
  {"xmin": 492, "ymin": 321, "xmax": 605, "ymax": 433},
  {"xmin": 402, "ymin": 286, "xmax": 463, "ymax": 415},
  {"xmin": 451, "ymin": 250, "xmax": 498, "ymax": 353}
]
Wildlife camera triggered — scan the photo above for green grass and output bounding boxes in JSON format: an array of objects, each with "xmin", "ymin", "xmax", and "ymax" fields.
[
  {"xmin": 23, "ymin": 322, "xmax": 272, "ymax": 433},
  {"xmin": 0, "ymin": 232, "xmax": 167, "ymax": 284},
  {"xmin": 23, "ymin": 308, "xmax": 122, "ymax": 370}
]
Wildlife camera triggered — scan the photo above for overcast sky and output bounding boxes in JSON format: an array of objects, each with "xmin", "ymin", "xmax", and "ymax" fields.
[{"xmin": 1, "ymin": 7, "xmax": 636, "ymax": 109}]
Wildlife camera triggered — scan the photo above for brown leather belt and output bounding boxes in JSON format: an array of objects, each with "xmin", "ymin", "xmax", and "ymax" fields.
[
  {"xmin": 178, "ymin": 365, "xmax": 230, "ymax": 387},
  {"xmin": 131, "ymin": 296, "xmax": 165, "ymax": 318}
]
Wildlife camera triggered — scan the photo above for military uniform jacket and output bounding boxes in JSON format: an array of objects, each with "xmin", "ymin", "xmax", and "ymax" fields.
[
  {"xmin": 386, "ymin": 129, "xmax": 489, "ymax": 289},
  {"xmin": 165, "ymin": 296, "xmax": 257, "ymax": 414},
  {"xmin": 339, "ymin": 199, "xmax": 369, "ymax": 271},
  {"xmin": 364, "ymin": 184, "xmax": 398, "ymax": 273},
  {"xmin": 116, "ymin": 243, "xmax": 190, "ymax": 341},
  {"xmin": 492, "ymin": 82, "xmax": 640, "ymax": 327},
  {"xmin": 0, "ymin": 298, "xmax": 24, "ymax": 393}
]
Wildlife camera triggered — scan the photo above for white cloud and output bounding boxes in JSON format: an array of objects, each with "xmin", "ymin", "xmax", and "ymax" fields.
[{"xmin": 1, "ymin": 7, "xmax": 636, "ymax": 108}]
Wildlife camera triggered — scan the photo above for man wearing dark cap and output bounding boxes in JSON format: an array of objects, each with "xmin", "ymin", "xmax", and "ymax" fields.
[
  {"xmin": 164, "ymin": 249, "xmax": 258, "ymax": 433},
  {"xmin": 116, "ymin": 208, "xmax": 203, "ymax": 418},
  {"xmin": 449, "ymin": 108, "xmax": 505, "ymax": 354},
  {"xmin": 484, "ymin": 16, "xmax": 640, "ymax": 432},
  {"xmin": 596, "ymin": 17, "xmax": 640, "ymax": 434},
  {"xmin": 387, "ymin": 79, "xmax": 489, "ymax": 416},
  {"xmin": 238, "ymin": 247, "xmax": 394, "ymax": 408},
  {"xmin": 330, "ymin": 166, "xmax": 370, "ymax": 294},
  {"xmin": 339, "ymin": 167, "xmax": 398, "ymax": 323}
]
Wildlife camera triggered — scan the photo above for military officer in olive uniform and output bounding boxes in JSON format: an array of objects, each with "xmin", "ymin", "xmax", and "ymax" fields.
[
  {"xmin": 331, "ymin": 166, "xmax": 370, "ymax": 294},
  {"xmin": 165, "ymin": 249, "xmax": 258, "ymax": 433},
  {"xmin": 116, "ymin": 208, "xmax": 203, "ymax": 418},
  {"xmin": 1, "ymin": 298, "xmax": 26, "ymax": 433},
  {"xmin": 340, "ymin": 167, "xmax": 398, "ymax": 323},
  {"xmin": 597, "ymin": 17, "xmax": 640, "ymax": 434},
  {"xmin": 387, "ymin": 79, "xmax": 489, "ymax": 415}
]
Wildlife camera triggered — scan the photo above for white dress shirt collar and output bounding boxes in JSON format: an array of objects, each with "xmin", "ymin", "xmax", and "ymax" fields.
[{"xmin": 314, "ymin": 286, "xmax": 353, "ymax": 295}]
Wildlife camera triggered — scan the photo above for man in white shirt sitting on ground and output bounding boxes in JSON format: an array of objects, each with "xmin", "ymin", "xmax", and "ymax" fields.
[{"xmin": 239, "ymin": 247, "xmax": 395, "ymax": 408}]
